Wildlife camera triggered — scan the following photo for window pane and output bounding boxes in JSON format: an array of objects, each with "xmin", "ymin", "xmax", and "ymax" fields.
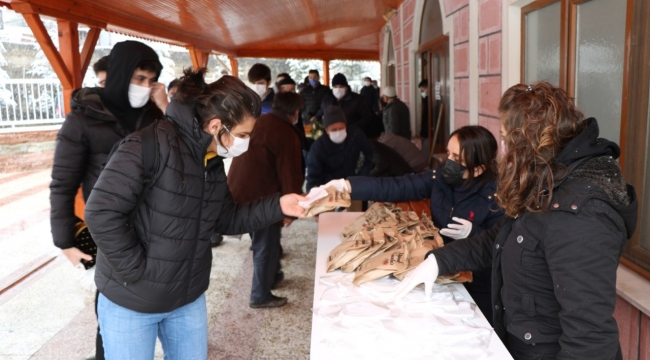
[
  {"xmin": 524, "ymin": 2, "xmax": 561, "ymax": 86},
  {"xmin": 574, "ymin": 0, "xmax": 627, "ymax": 144}
]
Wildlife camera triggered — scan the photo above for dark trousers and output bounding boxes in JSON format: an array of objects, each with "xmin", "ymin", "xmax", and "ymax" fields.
[
  {"xmin": 249, "ymin": 223, "xmax": 282, "ymax": 302},
  {"xmin": 94, "ymin": 290, "xmax": 105, "ymax": 360}
]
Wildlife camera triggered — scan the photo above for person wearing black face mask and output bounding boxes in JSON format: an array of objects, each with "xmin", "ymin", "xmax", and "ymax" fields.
[{"xmin": 321, "ymin": 125, "xmax": 503, "ymax": 324}]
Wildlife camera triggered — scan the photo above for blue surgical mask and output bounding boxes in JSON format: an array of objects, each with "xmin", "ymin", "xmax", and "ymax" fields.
[{"xmin": 309, "ymin": 79, "xmax": 319, "ymax": 87}]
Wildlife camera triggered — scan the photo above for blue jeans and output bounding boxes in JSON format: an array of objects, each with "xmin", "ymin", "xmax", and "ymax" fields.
[{"xmin": 97, "ymin": 293, "xmax": 208, "ymax": 360}]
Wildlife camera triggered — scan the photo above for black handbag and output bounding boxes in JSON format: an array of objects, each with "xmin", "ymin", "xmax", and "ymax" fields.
[{"xmin": 74, "ymin": 219, "xmax": 97, "ymax": 270}]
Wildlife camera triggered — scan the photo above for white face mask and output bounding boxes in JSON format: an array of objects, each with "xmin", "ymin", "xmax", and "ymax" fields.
[
  {"xmin": 332, "ymin": 87, "xmax": 346, "ymax": 100},
  {"xmin": 364, "ymin": 81, "xmax": 371, "ymax": 87},
  {"xmin": 421, "ymin": 91, "xmax": 427, "ymax": 98},
  {"xmin": 252, "ymin": 84, "xmax": 268, "ymax": 99},
  {"xmin": 329, "ymin": 129, "xmax": 347, "ymax": 144},
  {"xmin": 128, "ymin": 83, "xmax": 152, "ymax": 108},
  {"xmin": 216, "ymin": 126, "xmax": 250, "ymax": 158}
]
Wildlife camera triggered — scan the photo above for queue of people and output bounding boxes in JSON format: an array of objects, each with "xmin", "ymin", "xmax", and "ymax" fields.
[{"xmin": 49, "ymin": 39, "xmax": 636, "ymax": 360}]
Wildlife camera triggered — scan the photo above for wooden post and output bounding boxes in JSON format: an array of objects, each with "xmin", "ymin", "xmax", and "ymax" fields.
[
  {"xmin": 187, "ymin": 45, "xmax": 209, "ymax": 69},
  {"xmin": 57, "ymin": 20, "xmax": 81, "ymax": 114},
  {"xmin": 323, "ymin": 59, "xmax": 330, "ymax": 86},
  {"xmin": 80, "ymin": 28, "xmax": 101, "ymax": 76},
  {"xmin": 228, "ymin": 56, "xmax": 239, "ymax": 78}
]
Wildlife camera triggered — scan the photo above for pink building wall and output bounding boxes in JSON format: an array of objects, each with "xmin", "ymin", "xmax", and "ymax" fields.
[{"xmin": 380, "ymin": 2, "xmax": 650, "ymax": 358}]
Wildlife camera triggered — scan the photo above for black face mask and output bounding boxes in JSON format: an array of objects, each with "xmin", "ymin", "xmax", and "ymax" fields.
[{"xmin": 441, "ymin": 159, "xmax": 467, "ymax": 187}]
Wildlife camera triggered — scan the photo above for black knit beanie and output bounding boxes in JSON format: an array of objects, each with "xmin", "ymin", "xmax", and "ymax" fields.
[
  {"xmin": 323, "ymin": 105, "xmax": 347, "ymax": 128},
  {"xmin": 331, "ymin": 73, "xmax": 348, "ymax": 87}
]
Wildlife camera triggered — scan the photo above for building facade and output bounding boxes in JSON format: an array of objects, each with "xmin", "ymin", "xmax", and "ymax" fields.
[{"xmin": 380, "ymin": 0, "xmax": 650, "ymax": 358}]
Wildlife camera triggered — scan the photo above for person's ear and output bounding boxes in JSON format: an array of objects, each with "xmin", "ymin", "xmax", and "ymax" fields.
[
  {"xmin": 205, "ymin": 118, "xmax": 223, "ymax": 136},
  {"xmin": 474, "ymin": 165, "xmax": 486, "ymax": 177}
]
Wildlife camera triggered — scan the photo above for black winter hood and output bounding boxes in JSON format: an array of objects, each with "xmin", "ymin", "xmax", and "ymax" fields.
[
  {"xmin": 70, "ymin": 87, "xmax": 119, "ymax": 123},
  {"xmin": 165, "ymin": 100, "xmax": 214, "ymax": 163},
  {"xmin": 100, "ymin": 41, "xmax": 161, "ymax": 131},
  {"xmin": 556, "ymin": 118, "xmax": 619, "ymax": 165},
  {"xmin": 557, "ymin": 117, "xmax": 638, "ymax": 238}
]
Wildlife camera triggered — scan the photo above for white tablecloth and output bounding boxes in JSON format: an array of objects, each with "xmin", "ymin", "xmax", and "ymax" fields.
[{"xmin": 310, "ymin": 212, "xmax": 512, "ymax": 360}]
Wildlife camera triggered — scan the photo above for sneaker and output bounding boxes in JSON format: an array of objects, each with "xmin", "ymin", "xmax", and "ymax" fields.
[
  {"xmin": 249, "ymin": 294, "xmax": 288, "ymax": 309},
  {"xmin": 271, "ymin": 270, "xmax": 284, "ymax": 290}
]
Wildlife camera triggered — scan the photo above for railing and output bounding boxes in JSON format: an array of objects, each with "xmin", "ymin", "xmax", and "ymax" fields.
[{"xmin": 0, "ymin": 79, "xmax": 65, "ymax": 129}]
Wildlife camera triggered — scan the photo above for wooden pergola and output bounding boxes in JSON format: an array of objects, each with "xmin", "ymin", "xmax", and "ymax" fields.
[{"xmin": 0, "ymin": 0, "xmax": 402, "ymax": 113}]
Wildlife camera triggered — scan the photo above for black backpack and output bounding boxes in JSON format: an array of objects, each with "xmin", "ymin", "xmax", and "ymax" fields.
[{"xmin": 75, "ymin": 120, "xmax": 162, "ymax": 269}]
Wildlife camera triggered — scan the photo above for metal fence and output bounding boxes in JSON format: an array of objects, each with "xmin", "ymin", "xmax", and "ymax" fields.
[{"xmin": 0, "ymin": 79, "xmax": 65, "ymax": 129}]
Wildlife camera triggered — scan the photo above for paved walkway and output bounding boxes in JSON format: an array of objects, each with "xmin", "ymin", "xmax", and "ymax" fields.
[{"xmin": 0, "ymin": 168, "xmax": 318, "ymax": 359}]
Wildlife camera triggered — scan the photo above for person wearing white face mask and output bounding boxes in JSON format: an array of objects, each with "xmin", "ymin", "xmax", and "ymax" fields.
[
  {"xmin": 306, "ymin": 105, "xmax": 374, "ymax": 190},
  {"xmin": 84, "ymin": 68, "xmax": 308, "ymax": 359},
  {"xmin": 50, "ymin": 40, "xmax": 166, "ymax": 360},
  {"xmin": 247, "ymin": 63, "xmax": 275, "ymax": 115},
  {"xmin": 228, "ymin": 92, "xmax": 306, "ymax": 308},
  {"xmin": 314, "ymin": 73, "xmax": 376, "ymax": 138}
]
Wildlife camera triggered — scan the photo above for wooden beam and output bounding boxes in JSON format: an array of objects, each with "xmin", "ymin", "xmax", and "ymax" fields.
[
  {"xmin": 187, "ymin": 45, "xmax": 209, "ymax": 69},
  {"xmin": 213, "ymin": 55, "xmax": 231, "ymax": 74},
  {"xmin": 21, "ymin": 13, "xmax": 73, "ymax": 89},
  {"xmin": 239, "ymin": 19, "xmax": 379, "ymax": 49},
  {"xmin": 228, "ymin": 57, "xmax": 239, "ymax": 78},
  {"xmin": 12, "ymin": 0, "xmax": 235, "ymax": 56},
  {"xmin": 323, "ymin": 60, "xmax": 330, "ymax": 86},
  {"xmin": 80, "ymin": 28, "xmax": 101, "ymax": 76},
  {"xmin": 11, "ymin": 1, "xmax": 106, "ymax": 29},
  {"xmin": 57, "ymin": 20, "xmax": 81, "ymax": 114},
  {"xmin": 57, "ymin": 20, "xmax": 81, "ymax": 86},
  {"xmin": 236, "ymin": 48, "xmax": 379, "ymax": 61}
]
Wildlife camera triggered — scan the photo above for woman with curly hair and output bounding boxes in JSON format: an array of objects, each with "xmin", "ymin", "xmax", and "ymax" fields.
[{"xmin": 396, "ymin": 81, "xmax": 637, "ymax": 360}]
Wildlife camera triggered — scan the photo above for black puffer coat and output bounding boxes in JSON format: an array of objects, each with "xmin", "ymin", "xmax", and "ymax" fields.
[
  {"xmin": 49, "ymin": 88, "xmax": 161, "ymax": 249},
  {"xmin": 429, "ymin": 119, "xmax": 637, "ymax": 359},
  {"xmin": 84, "ymin": 100, "xmax": 284, "ymax": 313}
]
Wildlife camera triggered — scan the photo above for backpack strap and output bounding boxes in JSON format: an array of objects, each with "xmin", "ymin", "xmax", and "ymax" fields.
[{"xmin": 128, "ymin": 120, "xmax": 160, "ymax": 223}]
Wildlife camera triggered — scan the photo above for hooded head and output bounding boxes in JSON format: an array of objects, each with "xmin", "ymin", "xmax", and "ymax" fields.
[{"xmin": 100, "ymin": 41, "xmax": 162, "ymax": 130}]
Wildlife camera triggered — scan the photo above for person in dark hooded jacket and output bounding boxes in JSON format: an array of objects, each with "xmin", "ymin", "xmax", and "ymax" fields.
[
  {"xmin": 323, "ymin": 125, "xmax": 503, "ymax": 322},
  {"xmin": 306, "ymin": 105, "xmax": 374, "ymax": 190},
  {"xmin": 84, "ymin": 68, "xmax": 307, "ymax": 360},
  {"xmin": 395, "ymin": 82, "xmax": 637, "ymax": 360},
  {"xmin": 49, "ymin": 40, "xmax": 166, "ymax": 360},
  {"xmin": 315, "ymin": 73, "xmax": 376, "ymax": 136}
]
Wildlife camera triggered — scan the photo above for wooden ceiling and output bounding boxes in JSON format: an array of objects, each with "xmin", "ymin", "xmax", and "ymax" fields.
[{"xmin": 2, "ymin": 0, "xmax": 404, "ymax": 60}]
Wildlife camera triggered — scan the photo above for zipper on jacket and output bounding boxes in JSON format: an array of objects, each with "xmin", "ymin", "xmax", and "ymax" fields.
[{"xmin": 449, "ymin": 206, "xmax": 454, "ymax": 218}]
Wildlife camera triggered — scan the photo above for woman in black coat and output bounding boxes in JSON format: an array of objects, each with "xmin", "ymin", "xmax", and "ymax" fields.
[
  {"xmin": 324, "ymin": 125, "xmax": 503, "ymax": 322},
  {"xmin": 84, "ymin": 69, "xmax": 306, "ymax": 360},
  {"xmin": 396, "ymin": 82, "xmax": 637, "ymax": 360}
]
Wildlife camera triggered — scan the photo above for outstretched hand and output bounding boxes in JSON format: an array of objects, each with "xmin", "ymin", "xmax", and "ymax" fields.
[
  {"xmin": 280, "ymin": 193, "xmax": 309, "ymax": 218},
  {"xmin": 321, "ymin": 179, "xmax": 351, "ymax": 192},
  {"xmin": 394, "ymin": 254, "xmax": 439, "ymax": 300}
]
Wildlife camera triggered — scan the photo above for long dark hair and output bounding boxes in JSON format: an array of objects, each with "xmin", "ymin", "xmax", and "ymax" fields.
[
  {"xmin": 174, "ymin": 67, "xmax": 261, "ymax": 146},
  {"xmin": 450, "ymin": 125, "xmax": 498, "ymax": 186},
  {"xmin": 497, "ymin": 81, "xmax": 587, "ymax": 217}
]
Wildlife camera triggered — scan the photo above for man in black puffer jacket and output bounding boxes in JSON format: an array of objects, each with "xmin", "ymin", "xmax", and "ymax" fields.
[
  {"xmin": 84, "ymin": 70, "xmax": 306, "ymax": 359},
  {"xmin": 315, "ymin": 73, "xmax": 377, "ymax": 137},
  {"xmin": 49, "ymin": 40, "xmax": 167, "ymax": 360}
]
